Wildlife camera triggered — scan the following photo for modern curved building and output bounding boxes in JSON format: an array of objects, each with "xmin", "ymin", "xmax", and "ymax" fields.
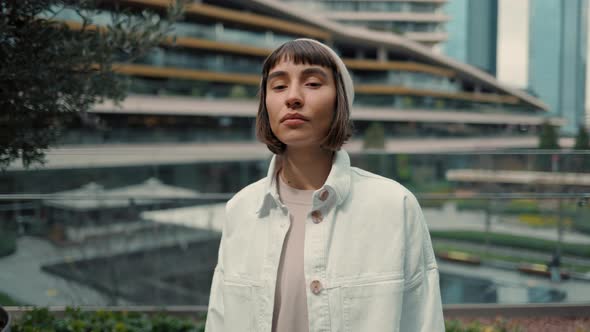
[{"xmin": 13, "ymin": 0, "xmax": 562, "ymax": 173}]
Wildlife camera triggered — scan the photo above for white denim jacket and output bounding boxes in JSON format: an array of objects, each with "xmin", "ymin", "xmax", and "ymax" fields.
[{"xmin": 205, "ymin": 150, "xmax": 445, "ymax": 332}]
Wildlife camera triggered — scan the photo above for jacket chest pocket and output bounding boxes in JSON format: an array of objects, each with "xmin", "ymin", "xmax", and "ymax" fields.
[
  {"xmin": 341, "ymin": 277, "xmax": 405, "ymax": 332},
  {"xmin": 223, "ymin": 279, "xmax": 259, "ymax": 332}
]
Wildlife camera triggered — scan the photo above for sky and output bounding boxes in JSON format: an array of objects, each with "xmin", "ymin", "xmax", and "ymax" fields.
[{"xmin": 496, "ymin": 0, "xmax": 529, "ymax": 88}]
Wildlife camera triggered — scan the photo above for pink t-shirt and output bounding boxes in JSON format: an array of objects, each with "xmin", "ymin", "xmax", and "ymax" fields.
[{"xmin": 271, "ymin": 175, "xmax": 313, "ymax": 332}]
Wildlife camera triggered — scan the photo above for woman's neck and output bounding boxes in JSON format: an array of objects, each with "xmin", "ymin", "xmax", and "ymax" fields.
[{"xmin": 279, "ymin": 147, "xmax": 334, "ymax": 190}]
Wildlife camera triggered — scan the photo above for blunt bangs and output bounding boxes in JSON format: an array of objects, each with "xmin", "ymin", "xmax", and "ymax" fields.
[{"xmin": 261, "ymin": 40, "xmax": 337, "ymax": 77}]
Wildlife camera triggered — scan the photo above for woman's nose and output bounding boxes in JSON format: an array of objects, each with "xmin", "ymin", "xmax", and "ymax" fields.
[{"xmin": 285, "ymin": 86, "xmax": 304, "ymax": 109}]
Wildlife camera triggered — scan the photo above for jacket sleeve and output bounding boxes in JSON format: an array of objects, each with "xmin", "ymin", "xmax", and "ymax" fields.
[
  {"xmin": 205, "ymin": 205, "xmax": 227, "ymax": 331},
  {"xmin": 399, "ymin": 193, "xmax": 445, "ymax": 332}
]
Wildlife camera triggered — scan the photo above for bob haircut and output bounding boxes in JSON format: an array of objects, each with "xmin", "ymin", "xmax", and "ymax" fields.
[{"xmin": 256, "ymin": 39, "xmax": 354, "ymax": 155}]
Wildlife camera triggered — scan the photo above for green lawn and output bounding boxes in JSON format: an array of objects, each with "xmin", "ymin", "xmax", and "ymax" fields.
[
  {"xmin": 430, "ymin": 230, "xmax": 590, "ymax": 258},
  {"xmin": 433, "ymin": 243, "xmax": 590, "ymax": 273}
]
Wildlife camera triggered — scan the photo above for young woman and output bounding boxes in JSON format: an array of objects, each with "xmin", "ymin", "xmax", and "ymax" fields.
[{"xmin": 205, "ymin": 39, "xmax": 444, "ymax": 332}]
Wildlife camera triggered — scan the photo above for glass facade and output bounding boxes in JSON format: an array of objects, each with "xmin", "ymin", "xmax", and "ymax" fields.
[
  {"xmin": 284, "ymin": 1, "xmax": 440, "ymax": 13},
  {"xmin": 465, "ymin": 0, "xmax": 498, "ymax": 75},
  {"xmin": 341, "ymin": 20, "xmax": 444, "ymax": 34},
  {"xmin": 281, "ymin": 0, "xmax": 447, "ymax": 47},
  {"xmin": 529, "ymin": 0, "xmax": 588, "ymax": 134},
  {"xmin": 443, "ymin": 0, "xmax": 498, "ymax": 75},
  {"xmin": 443, "ymin": 0, "xmax": 468, "ymax": 63}
]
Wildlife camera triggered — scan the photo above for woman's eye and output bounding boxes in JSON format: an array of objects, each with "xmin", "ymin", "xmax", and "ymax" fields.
[
  {"xmin": 271, "ymin": 85, "xmax": 286, "ymax": 91},
  {"xmin": 306, "ymin": 82, "xmax": 322, "ymax": 88}
]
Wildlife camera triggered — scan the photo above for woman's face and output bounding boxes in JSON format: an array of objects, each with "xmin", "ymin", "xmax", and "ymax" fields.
[{"xmin": 265, "ymin": 59, "xmax": 337, "ymax": 150}]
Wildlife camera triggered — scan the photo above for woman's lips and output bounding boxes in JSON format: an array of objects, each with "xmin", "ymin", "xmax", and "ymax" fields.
[{"xmin": 282, "ymin": 118, "xmax": 307, "ymax": 126}]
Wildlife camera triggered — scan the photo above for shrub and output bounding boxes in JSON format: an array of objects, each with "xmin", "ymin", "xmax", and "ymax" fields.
[
  {"xmin": 0, "ymin": 228, "xmax": 17, "ymax": 258},
  {"xmin": 363, "ymin": 122, "xmax": 386, "ymax": 150},
  {"xmin": 0, "ymin": 291, "xmax": 21, "ymax": 306},
  {"xmin": 573, "ymin": 219, "xmax": 590, "ymax": 234},
  {"xmin": 11, "ymin": 307, "xmax": 205, "ymax": 332}
]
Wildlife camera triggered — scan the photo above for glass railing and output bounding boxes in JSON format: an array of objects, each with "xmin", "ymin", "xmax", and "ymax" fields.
[
  {"xmin": 343, "ymin": 21, "xmax": 443, "ymax": 34},
  {"xmin": 131, "ymin": 46, "xmax": 463, "ymax": 93},
  {"xmin": 126, "ymin": 78, "xmax": 259, "ymax": 99},
  {"xmin": 132, "ymin": 48, "xmax": 263, "ymax": 75},
  {"xmin": 133, "ymin": 48, "xmax": 462, "ymax": 93},
  {"xmin": 173, "ymin": 21, "xmax": 294, "ymax": 50},
  {"xmin": 353, "ymin": 93, "xmax": 540, "ymax": 114},
  {"xmin": 408, "ymin": 3, "xmax": 439, "ymax": 13},
  {"xmin": 55, "ymin": 115, "xmax": 542, "ymax": 145},
  {"xmin": 352, "ymin": 72, "xmax": 459, "ymax": 92},
  {"xmin": 1, "ymin": 152, "xmax": 589, "ymax": 306}
]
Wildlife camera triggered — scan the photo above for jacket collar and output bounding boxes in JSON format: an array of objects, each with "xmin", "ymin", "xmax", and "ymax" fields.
[{"xmin": 256, "ymin": 149, "xmax": 352, "ymax": 215}]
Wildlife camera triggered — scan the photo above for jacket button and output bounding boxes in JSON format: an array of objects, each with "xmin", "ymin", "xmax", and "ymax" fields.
[
  {"xmin": 311, "ymin": 210, "xmax": 323, "ymax": 224},
  {"xmin": 310, "ymin": 280, "xmax": 322, "ymax": 295},
  {"xmin": 319, "ymin": 190, "xmax": 329, "ymax": 201}
]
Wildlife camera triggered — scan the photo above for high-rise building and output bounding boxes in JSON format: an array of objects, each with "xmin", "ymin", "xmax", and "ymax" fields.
[
  {"xmin": 529, "ymin": 0, "xmax": 588, "ymax": 134},
  {"xmin": 280, "ymin": 0, "xmax": 450, "ymax": 50},
  {"xmin": 444, "ymin": 0, "xmax": 498, "ymax": 76}
]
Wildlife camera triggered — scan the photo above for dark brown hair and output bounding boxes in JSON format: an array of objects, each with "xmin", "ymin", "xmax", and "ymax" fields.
[{"xmin": 255, "ymin": 40, "xmax": 353, "ymax": 154}]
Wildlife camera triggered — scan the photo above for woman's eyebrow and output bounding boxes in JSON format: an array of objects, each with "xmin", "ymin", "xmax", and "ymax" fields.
[
  {"xmin": 301, "ymin": 67, "xmax": 328, "ymax": 79},
  {"xmin": 267, "ymin": 70, "xmax": 287, "ymax": 81},
  {"xmin": 268, "ymin": 67, "xmax": 329, "ymax": 82}
]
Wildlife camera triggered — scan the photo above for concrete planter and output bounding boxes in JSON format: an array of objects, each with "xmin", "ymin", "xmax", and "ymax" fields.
[{"xmin": 0, "ymin": 306, "xmax": 10, "ymax": 332}]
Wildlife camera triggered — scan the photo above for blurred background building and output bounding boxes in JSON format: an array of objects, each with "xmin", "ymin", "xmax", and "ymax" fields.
[
  {"xmin": 1, "ymin": 0, "xmax": 589, "ymax": 316},
  {"xmin": 528, "ymin": 0, "xmax": 588, "ymax": 135},
  {"xmin": 443, "ymin": 0, "xmax": 498, "ymax": 76},
  {"xmin": 2, "ymin": 0, "xmax": 560, "ymax": 193}
]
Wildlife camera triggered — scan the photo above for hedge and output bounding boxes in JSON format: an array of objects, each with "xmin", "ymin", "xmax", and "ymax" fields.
[
  {"xmin": 10, "ymin": 307, "xmax": 205, "ymax": 332},
  {"xmin": 6, "ymin": 307, "xmax": 526, "ymax": 332}
]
